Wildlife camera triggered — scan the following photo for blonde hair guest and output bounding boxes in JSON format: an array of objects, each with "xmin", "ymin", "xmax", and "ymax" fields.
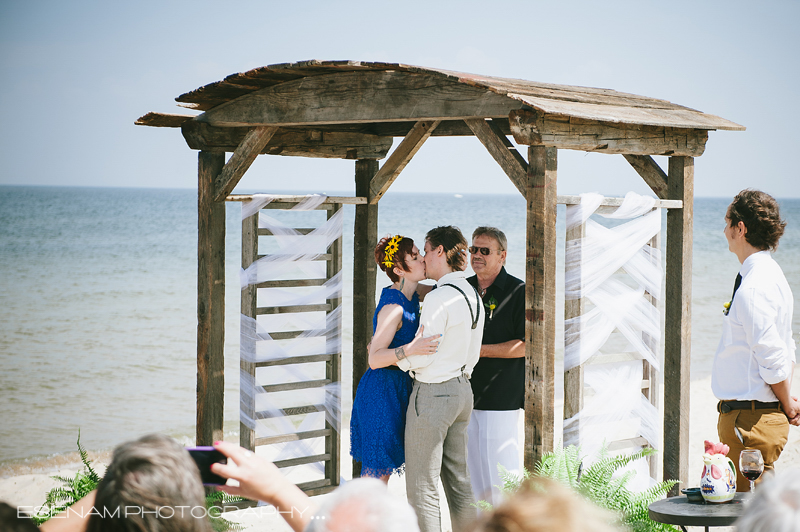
[{"xmin": 465, "ymin": 477, "xmax": 622, "ymax": 532}]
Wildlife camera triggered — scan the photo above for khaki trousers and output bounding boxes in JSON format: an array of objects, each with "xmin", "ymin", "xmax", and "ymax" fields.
[
  {"xmin": 717, "ymin": 407, "xmax": 789, "ymax": 491},
  {"xmin": 405, "ymin": 376, "xmax": 476, "ymax": 532}
]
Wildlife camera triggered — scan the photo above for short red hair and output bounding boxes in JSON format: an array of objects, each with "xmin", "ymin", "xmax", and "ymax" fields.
[{"xmin": 375, "ymin": 235, "xmax": 415, "ymax": 282}]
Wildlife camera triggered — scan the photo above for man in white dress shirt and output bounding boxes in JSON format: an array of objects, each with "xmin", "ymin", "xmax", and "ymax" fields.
[
  {"xmin": 396, "ymin": 225, "xmax": 484, "ymax": 532},
  {"xmin": 712, "ymin": 189, "xmax": 800, "ymax": 490}
]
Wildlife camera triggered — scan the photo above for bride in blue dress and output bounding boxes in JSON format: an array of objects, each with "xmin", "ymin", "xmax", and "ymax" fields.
[{"xmin": 350, "ymin": 235, "xmax": 439, "ymax": 482}]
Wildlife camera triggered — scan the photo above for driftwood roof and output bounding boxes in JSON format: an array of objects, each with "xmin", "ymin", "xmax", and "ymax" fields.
[{"xmin": 137, "ymin": 59, "xmax": 744, "ymax": 159}]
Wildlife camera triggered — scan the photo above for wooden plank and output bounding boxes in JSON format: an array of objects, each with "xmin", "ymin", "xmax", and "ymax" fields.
[
  {"xmin": 664, "ymin": 156, "xmax": 693, "ymax": 494},
  {"xmin": 181, "ymin": 120, "xmax": 393, "ymax": 160},
  {"xmin": 326, "ymin": 203, "xmax": 343, "ymax": 487},
  {"xmin": 240, "ymin": 210, "xmax": 259, "ymax": 451},
  {"xmin": 135, "ymin": 112, "xmax": 195, "ymax": 127},
  {"xmin": 253, "ymin": 405, "xmax": 326, "ymax": 419},
  {"xmin": 255, "ymin": 428, "xmax": 331, "ymax": 446},
  {"xmin": 197, "ymin": 151, "xmax": 226, "ymax": 446},
  {"xmin": 260, "ymin": 379, "xmax": 332, "ymax": 393},
  {"xmin": 275, "ymin": 453, "xmax": 332, "ymax": 469},
  {"xmin": 509, "ymin": 110, "xmax": 709, "ymax": 157},
  {"xmin": 267, "ymin": 330, "xmax": 326, "ymax": 341},
  {"xmin": 524, "ymin": 145, "xmax": 558, "ymax": 470},
  {"xmin": 368, "ymin": 120, "xmax": 440, "ymax": 203},
  {"xmin": 352, "ymin": 160, "xmax": 379, "ymax": 478},
  {"xmin": 226, "ymin": 194, "xmax": 367, "ymax": 205},
  {"xmin": 213, "ymin": 126, "xmax": 277, "ymax": 202},
  {"xmin": 296, "ymin": 479, "xmax": 332, "ymax": 492},
  {"xmin": 563, "ymin": 222, "xmax": 585, "ymax": 423},
  {"xmin": 256, "ymin": 253, "xmax": 332, "ymax": 261},
  {"xmin": 195, "ymin": 71, "xmax": 523, "ymax": 127},
  {"xmin": 254, "ymin": 354, "xmax": 332, "ymax": 368},
  {"xmin": 258, "ymin": 228, "xmax": 315, "ymax": 236},
  {"xmin": 557, "ymin": 195, "xmax": 682, "ymax": 209},
  {"xmin": 509, "ymin": 95, "xmax": 745, "ymax": 131},
  {"xmin": 623, "ymin": 155, "xmax": 669, "ymax": 199},
  {"xmin": 255, "ymin": 279, "xmax": 326, "ymax": 288},
  {"xmin": 256, "ymin": 304, "xmax": 331, "ymax": 315},
  {"xmin": 464, "ymin": 118, "xmax": 527, "ymax": 196}
]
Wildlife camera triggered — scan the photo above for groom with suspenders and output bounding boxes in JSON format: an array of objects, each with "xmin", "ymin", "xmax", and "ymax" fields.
[{"xmin": 395, "ymin": 225, "xmax": 485, "ymax": 532}]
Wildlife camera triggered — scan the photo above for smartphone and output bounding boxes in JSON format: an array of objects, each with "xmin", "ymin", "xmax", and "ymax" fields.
[{"xmin": 186, "ymin": 446, "xmax": 227, "ymax": 485}]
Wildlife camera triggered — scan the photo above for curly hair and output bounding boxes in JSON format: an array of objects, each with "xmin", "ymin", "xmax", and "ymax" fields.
[
  {"xmin": 727, "ymin": 189, "xmax": 786, "ymax": 251},
  {"xmin": 375, "ymin": 235, "xmax": 415, "ymax": 282},
  {"xmin": 426, "ymin": 226, "xmax": 467, "ymax": 271}
]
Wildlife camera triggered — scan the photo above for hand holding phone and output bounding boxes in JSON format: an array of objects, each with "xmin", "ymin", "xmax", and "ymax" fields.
[{"xmin": 187, "ymin": 446, "xmax": 227, "ymax": 485}]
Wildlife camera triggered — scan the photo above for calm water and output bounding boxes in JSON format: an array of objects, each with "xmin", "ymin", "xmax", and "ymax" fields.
[{"xmin": 1, "ymin": 186, "xmax": 798, "ymax": 469}]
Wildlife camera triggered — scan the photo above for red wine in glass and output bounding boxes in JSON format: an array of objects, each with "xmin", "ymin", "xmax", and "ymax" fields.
[{"xmin": 739, "ymin": 449, "xmax": 764, "ymax": 492}]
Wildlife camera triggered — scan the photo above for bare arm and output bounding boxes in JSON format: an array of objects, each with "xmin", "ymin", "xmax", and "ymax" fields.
[
  {"xmin": 213, "ymin": 442, "xmax": 313, "ymax": 532},
  {"xmin": 480, "ymin": 339, "xmax": 524, "ymax": 358},
  {"xmin": 369, "ymin": 305, "xmax": 440, "ymax": 370},
  {"xmin": 39, "ymin": 491, "xmax": 96, "ymax": 532}
]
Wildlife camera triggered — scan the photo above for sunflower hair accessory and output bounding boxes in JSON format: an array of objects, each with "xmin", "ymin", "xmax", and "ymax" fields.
[{"xmin": 382, "ymin": 235, "xmax": 403, "ymax": 269}]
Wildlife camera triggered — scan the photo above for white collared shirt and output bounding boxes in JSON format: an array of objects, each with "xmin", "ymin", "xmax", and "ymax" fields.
[
  {"xmin": 397, "ymin": 270, "xmax": 485, "ymax": 383},
  {"xmin": 711, "ymin": 251, "xmax": 796, "ymax": 401}
]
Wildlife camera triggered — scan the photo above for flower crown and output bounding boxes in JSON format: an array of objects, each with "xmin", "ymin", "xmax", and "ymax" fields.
[{"xmin": 382, "ymin": 235, "xmax": 403, "ymax": 269}]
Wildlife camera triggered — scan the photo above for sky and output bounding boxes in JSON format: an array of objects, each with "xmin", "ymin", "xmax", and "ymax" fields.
[{"xmin": 1, "ymin": 0, "xmax": 798, "ymax": 198}]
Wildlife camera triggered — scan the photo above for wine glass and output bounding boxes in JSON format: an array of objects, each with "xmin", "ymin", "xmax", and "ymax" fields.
[{"xmin": 739, "ymin": 449, "xmax": 764, "ymax": 493}]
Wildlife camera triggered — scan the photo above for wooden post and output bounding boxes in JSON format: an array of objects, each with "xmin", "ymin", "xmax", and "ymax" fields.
[
  {"xmin": 352, "ymin": 159, "xmax": 379, "ymax": 478},
  {"xmin": 197, "ymin": 151, "xmax": 226, "ymax": 446},
  {"xmin": 664, "ymin": 156, "xmax": 693, "ymax": 493},
  {"xmin": 240, "ymin": 211, "xmax": 258, "ymax": 451},
  {"xmin": 327, "ymin": 203, "xmax": 344, "ymax": 486},
  {"xmin": 644, "ymin": 230, "xmax": 661, "ymax": 479},
  {"xmin": 563, "ymin": 222, "xmax": 585, "ymax": 424},
  {"xmin": 524, "ymin": 145, "xmax": 557, "ymax": 470}
]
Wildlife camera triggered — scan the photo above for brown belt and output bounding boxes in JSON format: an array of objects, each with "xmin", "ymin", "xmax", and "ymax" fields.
[{"xmin": 717, "ymin": 400, "xmax": 781, "ymax": 414}]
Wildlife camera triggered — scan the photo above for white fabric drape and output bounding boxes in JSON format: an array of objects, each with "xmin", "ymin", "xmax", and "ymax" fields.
[
  {"xmin": 239, "ymin": 195, "xmax": 342, "ymax": 482},
  {"xmin": 562, "ymin": 192, "xmax": 662, "ymax": 489}
]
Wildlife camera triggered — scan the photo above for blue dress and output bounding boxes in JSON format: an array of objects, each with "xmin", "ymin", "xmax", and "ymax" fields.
[{"xmin": 350, "ymin": 287, "xmax": 420, "ymax": 477}]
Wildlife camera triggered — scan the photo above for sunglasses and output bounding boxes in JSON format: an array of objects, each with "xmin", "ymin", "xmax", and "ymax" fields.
[{"xmin": 469, "ymin": 246, "xmax": 498, "ymax": 256}]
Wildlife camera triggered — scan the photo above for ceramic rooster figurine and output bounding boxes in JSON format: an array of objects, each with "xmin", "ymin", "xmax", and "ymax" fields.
[{"xmin": 700, "ymin": 440, "xmax": 736, "ymax": 503}]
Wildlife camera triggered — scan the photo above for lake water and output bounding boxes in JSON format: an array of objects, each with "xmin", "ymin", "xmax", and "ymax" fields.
[{"xmin": 1, "ymin": 186, "xmax": 798, "ymax": 470}]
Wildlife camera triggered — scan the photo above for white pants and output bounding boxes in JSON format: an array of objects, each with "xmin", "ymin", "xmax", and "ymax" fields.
[{"xmin": 466, "ymin": 409, "xmax": 522, "ymax": 506}]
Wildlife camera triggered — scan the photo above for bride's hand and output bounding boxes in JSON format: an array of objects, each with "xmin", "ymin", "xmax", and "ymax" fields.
[{"xmin": 402, "ymin": 325, "xmax": 440, "ymax": 357}]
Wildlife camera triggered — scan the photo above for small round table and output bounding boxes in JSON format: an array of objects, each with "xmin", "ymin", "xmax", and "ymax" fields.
[{"xmin": 648, "ymin": 493, "xmax": 747, "ymax": 531}]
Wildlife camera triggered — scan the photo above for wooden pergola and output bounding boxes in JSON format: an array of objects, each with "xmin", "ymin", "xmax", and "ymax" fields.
[{"xmin": 137, "ymin": 59, "xmax": 744, "ymax": 493}]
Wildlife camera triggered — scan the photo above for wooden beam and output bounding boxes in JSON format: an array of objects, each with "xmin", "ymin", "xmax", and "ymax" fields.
[
  {"xmin": 352, "ymin": 160, "xmax": 379, "ymax": 478},
  {"xmin": 182, "ymin": 121, "xmax": 393, "ymax": 160},
  {"xmin": 369, "ymin": 120, "xmax": 440, "ymax": 204},
  {"xmin": 240, "ymin": 210, "xmax": 258, "ymax": 451},
  {"xmin": 623, "ymin": 155, "xmax": 669, "ymax": 199},
  {"xmin": 663, "ymin": 156, "xmax": 694, "ymax": 494},
  {"xmin": 464, "ymin": 118, "xmax": 527, "ymax": 196},
  {"xmin": 326, "ymin": 203, "xmax": 343, "ymax": 488},
  {"xmin": 509, "ymin": 110, "xmax": 708, "ymax": 157},
  {"xmin": 197, "ymin": 151, "xmax": 226, "ymax": 446},
  {"xmin": 195, "ymin": 71, "xmax": 521, "ymax": 127},
  {"xmin": 563, "ymin": 221, "xmax": 585, "ymax": 424},
  {"xmin": 213, "ymin": 126, "xmax": 277, "ymax": 202},
  {"xmin": 226, "ymin": 194, "xmax": 367, "ymax": 205},
  {"xmin": 524, "ymin": 145, "xmax": 557, "ymax": 470}
]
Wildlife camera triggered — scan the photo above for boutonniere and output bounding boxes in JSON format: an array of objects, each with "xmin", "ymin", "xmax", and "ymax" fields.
[
  {"xmin": 484, "ymin": 296, "xmax": 498, "ymax": 319},
  {"xmin": 723, "ymin": 300, "xmax": 732, "ymax": 316}
]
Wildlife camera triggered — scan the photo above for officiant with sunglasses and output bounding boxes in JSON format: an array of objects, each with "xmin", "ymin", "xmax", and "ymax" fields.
[
  {"xmin": 712, "ymin": 190, "xmax": 799, "ymax": 490},
  {"xmin": 465, "ymin": 227, "xmax": 526, "ymax": 505}
]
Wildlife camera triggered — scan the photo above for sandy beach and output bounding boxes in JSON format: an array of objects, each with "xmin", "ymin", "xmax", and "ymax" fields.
[{"xmin": 3, "ymin": 372, "xmax": 798, "ymax": 532}]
